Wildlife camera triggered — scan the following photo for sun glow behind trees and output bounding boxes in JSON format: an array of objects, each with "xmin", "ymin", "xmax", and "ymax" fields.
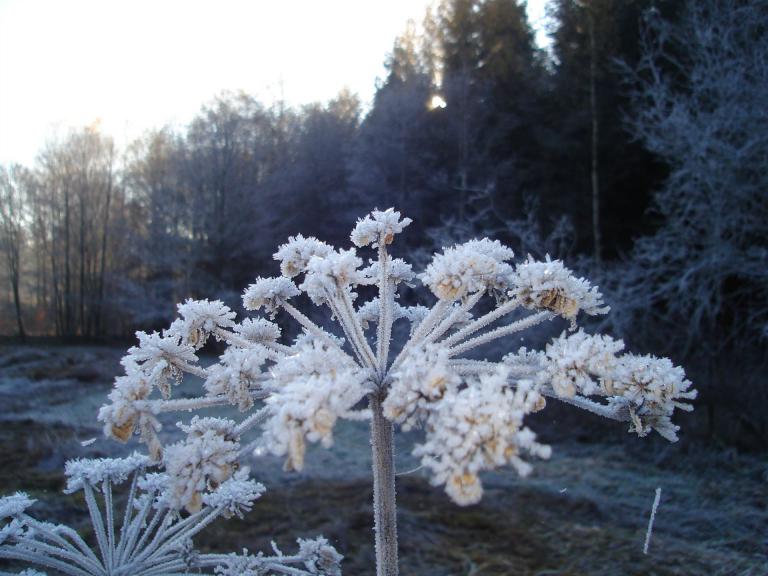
[{"xmin": 0, "ymin": 0, "xmax": 551, "ymax": 167}]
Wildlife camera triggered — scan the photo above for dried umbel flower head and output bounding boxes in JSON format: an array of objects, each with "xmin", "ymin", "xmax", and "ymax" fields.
[
  {"xmin": 511, "ymin": 256, "xmax": 609, "ymax": 322},
  {"xmin": 544, "ymin": 330, "xmax": 625, "ymax": 397},
  {"xmin": 420, "ymin": 242, "xmax": 514, "ymax": 301},
  {"xmin": 243, "ymin": 276, "xmax": 300, "ymax": 316},
  {"xmin": 164, "ymin": 416, "xmax": 241, "ymax": 513},
  {"xmin": 610, "ymin": 354, "xmax": 697, "ymax": 441},
  {"xmin": 413, "ymin": 368, "xmax": 551, "ymax": 506},
  {"xmin": 234, "ymin": 317, "xmax": 282, "ymax": 343},
  {"xmin": 274, "ymin": 234, "xmax": 333, "ymax": 277},
  {"xmin": 351, "ymin": 207, "xmax": 412, "ymax": 247},
  {"xmin": 169, "ymin": 298, "xmax": 237, "ymax": 349},
  {"xmin": 92, "ymin": 207, "xmax": 694, "ymax": 575},
  {"xmin": 383, "ymin": 345, "xmax": 461, "ymax": 430},
  {"xmin": 204, "ymin": 347, "xmax": 268, "ymax": 411}
]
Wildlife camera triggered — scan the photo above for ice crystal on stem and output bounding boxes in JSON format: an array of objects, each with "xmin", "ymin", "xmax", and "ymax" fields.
[{"xmin": 15, "ymin": 207, "xmax": 692, "ymax": 576}]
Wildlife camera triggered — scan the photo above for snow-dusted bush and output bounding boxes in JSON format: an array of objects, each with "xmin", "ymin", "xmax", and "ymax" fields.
[{"xmin": 3, "ymin": 208, "xmax": 695, "ymax": 576}]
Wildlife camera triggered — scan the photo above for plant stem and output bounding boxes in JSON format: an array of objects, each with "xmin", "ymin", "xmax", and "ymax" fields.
[{"xmin": 369, "ymin": 392, "xmax": 398, "ymax": 576}]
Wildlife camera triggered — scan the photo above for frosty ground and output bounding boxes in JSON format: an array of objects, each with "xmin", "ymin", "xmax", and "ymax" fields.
[{"xmin": 0, "ymin": 344, "xmax": 765, "ymax": 575}]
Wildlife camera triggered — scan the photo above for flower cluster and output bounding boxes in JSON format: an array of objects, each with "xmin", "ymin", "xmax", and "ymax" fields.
[
  {"xmin": 420, "ymin": 240, "xmax": 515, "ymax": 301},
  {"xmin": 64, "ymin": 452, "xmax": 150, "ymax": 493},
  {"xmin": 414, "ymin": 368, "xmax": 551, "ymax": 505},
  {"xmin": 123, "ymin": 330, "xmax": 199, "ymax": 398},
  {"xmin": 383, "ymin": 345, "xmax": 460, "ymax": 430},
  {"xmin": 350, "ymin": 208, "xmax": 412, "ymax": 247},
  {"xmin": 164, "ymin": 417, "xmax": 241, "ymax": 513},
  {"xmin": 243, "ymin": 276, "xmax": 300, "ymax": 317},
  {"xmin": 168, "ymin": 298, "xmax": 237, "ymax": 349},
  {"xmin": 511, "ymin": 255, "xmax": 609, "ymax": 321},
  {"xmin": 520, "ymin": 330, "xmax": 697, "ymax": 441},
  {"xmin": 262, "ymin": 339, "xmax": 368, "ymax": 472},
  {"xmin": 610, "ymin": 354, "xmax": 696, "ymax": 441},
  {"xmin": 274, "ymin": 234, "xmax": 333, "ymax": 278},
  {"xmin": 543, "ymin": 329, "xmax": 625, "ymax": 397},
  {"xmin": 300, "ymin": 248, "xmax": 365, "ymax": 305},
  {"xmin": 234, "ymin": 317, "xmax": 282, "ymax": 343},
  {"xmin": 205, "ymin": 347, "xmax": 268, "ymax": 411}
]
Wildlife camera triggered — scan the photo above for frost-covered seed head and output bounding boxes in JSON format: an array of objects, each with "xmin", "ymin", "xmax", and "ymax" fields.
[
  {"xmin": 262, "ymin": 340, "xmax": 367, "ymax": 471},
  {"xmin": 511, "ymin": 256, "xmax": 609, "ymax": 321},
  {"xmin": 611, "ymin": 354, "xmax": 696, "ymax": 442},
  {"xmin": 234, "ymin": 317, "xmax": 282, "ymax": 343},
  {"xmin": 351, "ymin": 208, "xmax": 412, "ymax": 247},
  {"xmin": 300, "ymin": 249, "xmax": 364, "ymax": 305},
  {"xmin": 123, "ymin": 331, "xmax": 198, "ymax": 399},
  {"xmin": 98, "ymin": 368, "xmax": 153, "ymax": 442},
  {"xmin": 242, "ymin": 277, "xmax": 300, "ymax": 317},
  {"xmin": 0, "ymin": 492, "xmax": 35, "ymax": 520},
  {"xmin": 362, "ymin": 258, "xmax": 415, "ymax": 285},
  {"xmin": 274, "ymin": 234, "xmax": 333, "ymax": 278},
  {"xmin": 421, "ymin": 241, "xmax": 514, "ymax": 301},
  {"xmin": 202, "ymin": 468, "xmax": 265, "ymax": 518},
  {"xmin": 544, "ymin": 330, "xmax": 624, "ymax": 397},
  {"xmin": 169, "ymin": 298, "xmax": 236, "ymax": 349},
  {"xmin": 384, "ymin": 345, "xmax": 460, "ymax": 430},
  {"xmin": 298, "ymin": 536, "xmax": 344, "ymax": 575},
  {"xmin": 413, "ymin": 368, "xmax": 550, "ymax": 505},
  {"xmin": 164, "ymin": 417, "xmax": 240, "ymax": 512},
  {"xmin": 204, "ymin": 347, "xmax": 268, "ymax": 411}
]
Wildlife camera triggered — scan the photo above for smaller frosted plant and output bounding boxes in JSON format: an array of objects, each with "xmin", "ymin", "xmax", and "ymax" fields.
[
  {"xmin": 4, "ymin": 208, "xmax": 695, "ymax": 576},
  {"xmin": 0, "ymin": 454, "xmax": 341, "ymax": 575}
]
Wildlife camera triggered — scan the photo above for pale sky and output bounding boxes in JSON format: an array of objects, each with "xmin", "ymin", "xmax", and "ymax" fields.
[{"xmin": 0, "ymin": 0, "xmax": 550, "ymax": 166}]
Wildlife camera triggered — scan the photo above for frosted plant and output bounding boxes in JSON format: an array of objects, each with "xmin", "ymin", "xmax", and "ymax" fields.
[
  {"xmin": 0, "ymin": 454, "xmax": 341, "ymax": 575},
  {"xmin": 88, "ymin": 208, "xmax": 694, "ymax": 576}
]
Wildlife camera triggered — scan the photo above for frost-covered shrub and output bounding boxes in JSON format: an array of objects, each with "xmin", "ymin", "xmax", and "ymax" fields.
[{"xmin": 3, "ymin": 209, "xmax": 695, "ymax": 576}]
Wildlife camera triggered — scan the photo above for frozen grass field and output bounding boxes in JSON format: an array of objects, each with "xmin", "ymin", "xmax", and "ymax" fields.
[{"xmin": 0, "ymin": 343, "xmax": 765, "ymax": 575}]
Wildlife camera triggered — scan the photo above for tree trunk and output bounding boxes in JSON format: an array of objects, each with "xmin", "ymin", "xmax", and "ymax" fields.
[
  {"xmin": 369, "ymin": 392, "xmax": 399, "ymax": 576},
  {"xmin": 588, "ymin": 9, "xmax": 602, "ymax": 265},
  {"xmin": 96, "ymin": 146, "xmax": 113, "ymax": 336},
  {"xmin": 10, "ymin": 257, "xmax": 25, "ymax": 340}
]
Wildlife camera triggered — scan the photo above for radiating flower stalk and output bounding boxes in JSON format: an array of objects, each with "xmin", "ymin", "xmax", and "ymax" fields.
[
  {"xmin": 2, "ymin": 209, "xmax": 696, "ymax": 576},
  {"xmin": 0, "ymin": 454, "xmax": 341, "ymax": 575}
]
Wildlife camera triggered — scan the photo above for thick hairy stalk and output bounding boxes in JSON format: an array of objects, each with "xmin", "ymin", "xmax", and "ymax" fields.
[{"xmin": 369, "ymin": 392, "xmax": 398, "ymax": 576}]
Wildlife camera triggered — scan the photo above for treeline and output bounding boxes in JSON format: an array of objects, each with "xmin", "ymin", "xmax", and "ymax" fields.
[
  {"xmin": 2, "ymin": 0, "xmax": 667, "ymax": 337},
  {"xmin": 2, "ymin": 0, "xmax": 766, "ymax": 441}
]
